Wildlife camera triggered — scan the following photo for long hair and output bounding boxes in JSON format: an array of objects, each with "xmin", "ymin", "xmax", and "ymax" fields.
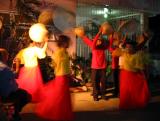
[{"xmin": 57, "ymin": 35, "xmax": 70, "ymax": 48}]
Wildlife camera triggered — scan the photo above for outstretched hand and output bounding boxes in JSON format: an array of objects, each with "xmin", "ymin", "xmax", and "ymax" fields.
[
  {"xmin": 98, "ymin": 27, "xmax": 102, "ymax": 35},
  {"xmin": 74, "ymin": 27, "xmax": 85, "ymax": 38}
]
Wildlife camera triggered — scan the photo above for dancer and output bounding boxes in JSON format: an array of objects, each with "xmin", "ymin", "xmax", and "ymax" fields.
[
  {"xmin": 119, "ymin": 40, "xmax": 150, "ymax": 109},
  {"xmin": 75, "ymin": 24, "xmax": 113, "ymax": 101},
  {"xmin": 36, "ymin": 35, "xmax": 74, "ymax": 121},
  {"xmin": 109, "ymin": 31, "xmax": 128, "ymax": 97},
  {"xmin": 16, "ymin": 23, "xmax": 48, "ymax": 102},
  {"xmin": 108, "ymin": 32, "xmax": 122, "ymax": 97}
]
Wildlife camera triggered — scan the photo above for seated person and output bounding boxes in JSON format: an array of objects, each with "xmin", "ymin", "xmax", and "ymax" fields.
[
  {"xmin": 0, "ymin": 48, "xmax": 31, "ymax": 121},
  {"xmin": 0, "ymin": 102, "xmax": 8, "ymax": 121}
]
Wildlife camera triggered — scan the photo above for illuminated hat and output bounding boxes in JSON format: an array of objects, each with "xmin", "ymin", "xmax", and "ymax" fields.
[
  {"xmin": 101, "ymin": 22, "xmax": 114, "ymax": 35},
  {"xmin": 29, "ymin": 23, "xmax": 48, "ymax": 42}
]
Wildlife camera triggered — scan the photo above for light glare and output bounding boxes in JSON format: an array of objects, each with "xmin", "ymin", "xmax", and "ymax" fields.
[{"xmin": 29, "ymin": 23, "xmax": 48, "ymax": 42}]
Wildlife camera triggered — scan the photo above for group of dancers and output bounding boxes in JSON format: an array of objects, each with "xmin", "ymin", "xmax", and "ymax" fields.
[
  {"xmin": 75, "ymin": 22, "xmax": 151, "ymax": 109},
  {"xmin": 13, "ymin": 23, "xmax": 74, "ymax": 121},
  {"xmin": 0, "ymin": 21, "xmax": 151, "ymax": 120}
]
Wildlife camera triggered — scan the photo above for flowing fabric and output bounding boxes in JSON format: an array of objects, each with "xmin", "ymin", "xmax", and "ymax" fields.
[
  {"xmin": 36, "ymin": 75, "xmax": 74, "ymax": 121},
  {"xmin": 16, "ymin": 66, "xmax": 44, "ymax": 103},
  {"xmin": 119, "ymin": 69, "xmax": 150, "ymax": 109}
]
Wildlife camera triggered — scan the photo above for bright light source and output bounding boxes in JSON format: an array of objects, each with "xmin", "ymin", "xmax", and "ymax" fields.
[
  {"xmin": 29, "ymin": 23, "xmax": 48, "ymax": 42},
  {"xmin": 91, "ymin": 7, "xmax": 110, "ymax": 19},
  {"xmin": 97, "ymin": 10, "xmax": 104, "ymax": 15},
  {"xmin": 104, "ymin": 8, "xmax": 109, "ymax": 13},
  {"xmin": 104, "ymin": 14, "xmax": 108, "ymax": 18}
]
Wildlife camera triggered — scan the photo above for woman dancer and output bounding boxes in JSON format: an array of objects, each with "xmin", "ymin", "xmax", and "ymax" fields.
[
  {"xmin": 36, "ymin": 35, "xmax": 74, "ymax": 121},
  {"xmin": 119, "ymin": 40, "xmax": 150, "ymax": 109},
  {"xmin": 16, "ymin": 23, "xmax": 48, "ymax": 102}
]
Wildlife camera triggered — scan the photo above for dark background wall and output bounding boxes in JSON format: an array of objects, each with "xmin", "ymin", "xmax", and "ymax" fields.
[{"xmin": 149, "ymin": 14, "xmax": 160, "ymax": 56}]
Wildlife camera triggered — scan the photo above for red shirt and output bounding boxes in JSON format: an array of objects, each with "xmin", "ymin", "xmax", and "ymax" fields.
[
  {"xmin": 82, "ymin": 33, "xmax": 112, "ymax": 69},
  {"xmin": 108, "ymin": 37, "xmax": 119, "ymax": 69},
  {"xmin": 111, "ymin": 56, "xmax": 119, "ymax": 69}
]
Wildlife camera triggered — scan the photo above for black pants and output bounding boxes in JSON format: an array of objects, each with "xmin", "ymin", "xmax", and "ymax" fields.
[
  {"xmin": 91, "ymin": 69, "xmax": 106, "ymax": 98},
  {"xmin": 2, "ymin": 88, "xmax": 31, "ymax": 113},
  {"xmin": 112, "ymin": 68, "xmax": 119, "ymax": 95}
]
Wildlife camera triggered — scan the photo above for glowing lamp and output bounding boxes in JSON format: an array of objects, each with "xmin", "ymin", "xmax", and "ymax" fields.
[{"xmin": 29, "ymin": 23, "xmax": 48, "ymax": 42}]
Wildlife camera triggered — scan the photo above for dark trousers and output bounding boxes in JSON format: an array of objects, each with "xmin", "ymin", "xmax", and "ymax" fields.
[
  {"xmin": 91, "ymin": 69, "xmax": 106, "ymax": 98},
  {"xmin": 112, "ymin": 68, "xmax": 119, "ymax": 95}
]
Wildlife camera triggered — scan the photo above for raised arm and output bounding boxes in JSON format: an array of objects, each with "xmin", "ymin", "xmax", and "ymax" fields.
[
  {"xmin": 107, "ymin": 35, "xmax": 114, "ymax": 52},
  {"xmin": 74, "ymin": 27, "xmax": 93, "ymax": 48},
  {"xmin": 82, "ymin": 36, "xmax": 93, "ymax": 48},
  {"xmin": 136, "ymin": 32, "xmax": 150, "ymax": 51},
  {"xmin": 42, "ymin": 41, "xmax": 48, "ymax": 52},
  {"xmin": 92, "ymin": 30, "xmax": 102, "ymax": 49},
  {"xmin": 37, "ymin": 37, "xmax": 48, "ymax": 59}
]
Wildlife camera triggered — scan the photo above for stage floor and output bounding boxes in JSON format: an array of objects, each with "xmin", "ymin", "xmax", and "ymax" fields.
[{"xmin": 21, "ymin": 91, "xmax": 160, "ymax": 121}]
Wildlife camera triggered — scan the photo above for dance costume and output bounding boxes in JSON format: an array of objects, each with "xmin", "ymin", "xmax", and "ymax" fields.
[
  {"xmin": 16, "ymin": 45, "xmax": 46, "ymax": 102},
  {"xmin": 36, "ymin": 48, "xmax": 73, "ymax": 121},
  {"xmin": 119, "ymin": 51, "xmax": 150, "ymax": 109}
]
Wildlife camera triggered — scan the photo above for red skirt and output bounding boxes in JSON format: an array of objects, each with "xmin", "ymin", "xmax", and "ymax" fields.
[
  {"xmin": 16, "ymin": 66, "xmax": 44, "ymax": 103},
  {"xmin": 36, "ymin": 75, "xmax": 74, "ymax": 121},
  {"xmin": 119, "ymin": 69, "xmax": 150, "ymax": 109}
]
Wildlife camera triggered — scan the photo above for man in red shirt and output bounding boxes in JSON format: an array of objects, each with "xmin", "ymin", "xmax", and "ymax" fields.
[{"xmin": 75, "ymin": 24, "xmax": 113, "ymax": 101}]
